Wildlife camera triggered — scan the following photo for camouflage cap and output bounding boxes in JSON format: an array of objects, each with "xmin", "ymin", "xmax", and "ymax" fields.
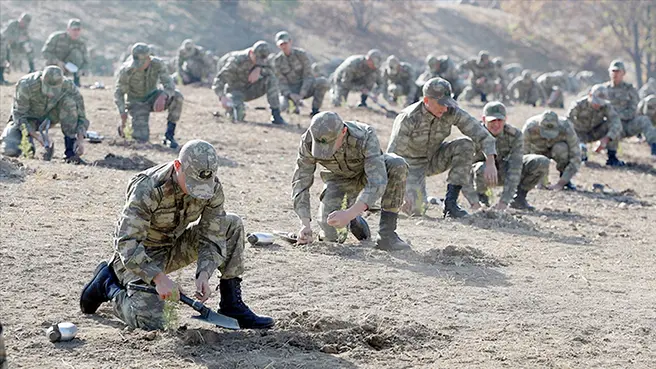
[
  {"xmin": 41, "ymin": 66, "xmax": 64, "ymax": 97},
  {"xmin": 589, "ymin": 84, "xmax": 610, "ymax": 105},
  {"xmin": 426, "ymin": 54, "xmax": 439, "ymax": 69},
  {"xmin": 492, "ymin": 57, "xmax": 503, "ymax": 67},
  {"xmin": 131, "ymin": 43, "xmax": 151, "ymax": 68},
  {"xmin": 68, "ymin": 18, "xmax": 81, "ymax": 29},
  {"xmin": 366, "ymin": 49, "xmax": 383, "ymax": 69},
  {"xmin": 309, "ymin": 111, "xmax": 345, "ymax": 159},
  {"xmin": 422, "ymin": 77, "xmax": 457, "ymax": 108},
  {"xmin": 521, "ymin": 69, "xmax": 532, "ymax": 79},
  {"xmin": 609, "ymin": 59, "xmax": 625, "ymax": 72},
  {"xmin": 483, "ymin": 101, "xmax": 507, "ymax": 121},
  {"xmin": 252, "ymin": 40, "xmax": 271, "ymax": 65},
  {"xmin": 178, "ymin": 140, "xmax": 219, "ymax": 200},
  {"xmin": 478, "ymin": 50, "xmax": 490, "ymax": 61},
  {"xmin": 386, "ymin": 55, "xmax": 400, "ymax": 74},
  {"xmin": 182, "ymin": 39, "xmax": 195, "ymax": 50},
  {"xmin": 275, "ymin": 31, "xmax": 291, "ymax": 46},
  {"xmin": 19, "ymin": 13, "xmax": 31, "ymax": 24},
  {"xmin": 539, "ymin": 110, "xmax": 560, "ymax": 139}
]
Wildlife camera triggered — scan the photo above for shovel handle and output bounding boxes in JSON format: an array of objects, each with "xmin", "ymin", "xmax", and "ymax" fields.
[{"xmin": 126, "ymin": 283, "xmax": 204, "ymax": 315}]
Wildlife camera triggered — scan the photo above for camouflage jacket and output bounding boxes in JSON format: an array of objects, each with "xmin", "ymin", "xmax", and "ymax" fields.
[
  {"xmin": 507, "ymin": 76, "xmax": 547, "ymax": 102},
  {"xmin": 292, "ymin": 122, "xmax": 388, "ymax": 221},
  {"xmin": 378, "ymin": 62, "xmax": 416, "ymax": 101},
  {"xmin": 212, "ymin": 48, "xmax": 275, "ymax": 97},
  {"xmin": 537, "ymin": 72, "xmax": 568, "ymax": 92},
  {"xmin": 11, "ymin": 71, "xmax": 89, "ymax": 135},
  {"xmin": 460, "ymin": 58, "xmax": 496, "ymax": 82},
  {"xmin": 387, "ymin": 101, "xmax": 497, "ymax": 162},
  {"xmin": 638, "ymin": 79, "xmax": 656, "ymax": 100},
  {"xmin": 273, "ymin": 48, "xmax": 314, "ymax": 97},
  {"xmin": 602, "ymin": 81, "xmax": 640, "ymax": 121},
  {"xmin": 567, "ymin": 96, "xmax": 622, "ymax": 141},
  {"xmin": 523, "ymin": 115, "xmax": 581, "ymax": 182},
  {"xmin": 114, "ymin": 162, "xmax": 227, "ymax": 284},
  {"xmin": 114, "ymin": 57, "xmax": 176, "ymax": 114},
  {"xmin": 177, "ymin": 45, "xmax": 213, "ymax": 77},
  {"xmin": 1, "ymin": 19, "xmax": 30, "ymax": 47},
  {"xmin": 42, "ymin": 31, "xmax": 89, "ymax": 71},
  {"xmin": 332, "ymin": 55, "xmax": 382, "ymax": 91},
  {"xmin": 473, "ymin": 123, "xmax": 523, "ymax": 204},
  {"xmin": 638, "ymin": 94, "xmax": 656, "ymax": 122}
]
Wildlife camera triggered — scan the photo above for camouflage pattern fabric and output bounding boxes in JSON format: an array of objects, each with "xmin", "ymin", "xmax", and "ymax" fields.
[
  {"xmin": 637, "ymin": 94, "xmax": 656, "ymax": 126},
  {"xmin": 638, "ymin": 78, "xmax": 656, "ymax": 100},
  {"xmin": 0, "ymin": 321, "xmax": 6, "ymax": 369},
  {"xmin": 415, "ymin": 56, "xmax": 465, "ymax": 100},
  {"xmin": 378, "ymin": 60, "xmax": 417, "ymax": 105},
  {"xmin": 175, "ymin": 44, "xmax": 215, "ymax": 84},
  {"xmin": 523, "ymin": 112, "xmax": 581, "ymax": 182},
  {"xmin": 330, "ymin": 55, "xmax": 382, "ymax": 106},
  {"xmin": 507, "ymin": 75, "xmax": 547, "ymax": 106},
  {"xmin": 387, "ymin": 101, "xmax": 496, "ymax": 215},
  {"xmin": 274, "ymin": 48, "xmax": 329, "ymax": 111},
  {"xmin": 292, "ymin": 121, "xmax": 407, "ymax": 239},
  {"xmin": 459, "ymin": 56, "xmax": 498, "ymax": 98},
  {"xmin": 603, "ymin": 80, "xmax": 656, "ymax": 145},
  {"xmin": 114, "ymin": 57, "xmax": 182, "ymax": 142},
  {"xmin": 212, "ymin": 48, "xmax": 280, "ymax": 109},
  {"xmin": 1, "ymin": 18, "xmax": 33, "ymax": 65},
  {"xmin": 42, "ymin": 31, "xmax": 89, "ymax": 73},
  {"xmin": 537, "ymin": 72, "xmax": 568, "ymax": 108},
  {"xmin": 567, "ymin": 96, "xmax": 623, "ymax": 145},
  {"xmin": 1, "ymin": 70, "xmax": 89, "ymax": 156}
]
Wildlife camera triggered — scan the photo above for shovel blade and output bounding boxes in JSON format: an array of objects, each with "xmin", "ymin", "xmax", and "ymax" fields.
[{"xmin": 191, "ymin": 312, "xmax": 240, "ymax": 330}]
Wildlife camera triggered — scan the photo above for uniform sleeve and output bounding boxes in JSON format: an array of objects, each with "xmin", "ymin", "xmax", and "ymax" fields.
[
  {"xmin": 386, "ymin": 112, "xmax": 414, "ymax": 155},
  {"xmin": 79, "ymin": 42, "xmax": 89, "ymax": 71},
  {"xmin": 274, "ymin": 55, "xmax": 291, "ymax": 97},
  {"xmin": 157, "ymin": 62, "xmax": 176, "ymax": 97},
  {"xmin": 195, "ymin": 182, "xmax": 226, "ymax": 279},
  {"xmin": 405, "ymin": 68, "xmax": 417, "ymax": 104},
  {"xmin": 605, "ymin": 105, "xmax": 623, "ymax": 141},
  {"xmin": 377, "ymin": 69, "xmax": 390, "ymax": 101},
  {"xmin": 70, "ymin": 84, "xmax": 89, "ymax": 134},
  {"xmin": 566, "ymin": 100, "xmax": 581, "ymax": 126},
  {"xmin": 454, "ymin": 110, "xmax": 497, "ymax": 156},
  {"xmin": 212, "ymin": 57, "xmax": 237, "ymax": 98},
  {"xmin": 500, "ymin": 133, "xmax": 524, "ymax": 204},
  {"xmin": 113, "ymin": 177, "xmax": 162, "ymax": 285},
  {"xmin": 291, "ymin": 135, "xmax": 317, "ymax": 220},
  {"xmin": 11, "ymin": 81, "xmax": 32, "ymax": 131},
  {"xmin": 560, "ymin": 122, "xmax": 581, "ymax": 182},
  {"xmin": 41, "ymin": 33, "xmax": 60, "ymax": 65},
  {"xmin": 507, "ymin": 77, "xmax": 520, "ymax": 99},
  {"xmin": 114, "ymin": 67, "xmax": 129, "ymax": 114},
  {"xmin": 298, "ymin": 51, "xmax": 314, "ymax": 98},
  {"xmin": 356, "ymin": 129, "xmax": 388, "ymax": 206},
  {"xmin": 176, "ymin": 49, "xmax": 185, "ymax": 75}
]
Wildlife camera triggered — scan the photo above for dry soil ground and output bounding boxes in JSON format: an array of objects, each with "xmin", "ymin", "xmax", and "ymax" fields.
[{"xmin": 1, "ymin": 73, "xmax": 655, "ymax": 369}]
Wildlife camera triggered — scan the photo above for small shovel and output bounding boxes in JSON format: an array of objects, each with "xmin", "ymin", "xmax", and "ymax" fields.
[{"xmin": 127, "ymin": 283, "xmax": 240, "ymax": 330}]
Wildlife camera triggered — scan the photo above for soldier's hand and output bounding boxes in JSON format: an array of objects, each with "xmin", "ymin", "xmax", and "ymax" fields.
[
  {"xmin": 74, "ymin": 139, "xmax": 84, "ymax": 155},
  {"xmin": 118, "ymin": 114, "xmax": 127, "ymax": 138},
  {"xmin": 548, "ymin": 181, "xmax": 565, "ymax": 191},
  {"xmin": 327, "ymin": 210, "xmax": 353, "ymax": 228},
  {"xmin": 290, "ymin": 93, "xmax": 302, "ymax": 104},
  {"xmin": 483, "ymin": 159, "xmax": 498, "ymax": 187},
  {"xmin": 153, "ymin": 273, "xmax": 179, "ymax": 301},
  {"xmin": 595, "ymin": 137, "xmax": 610, "ymax": 153},
  {"xmin": 154, "ymin": 93, "xmax": 168, "ymax": 112},
  {"xmin": 248, "ymin": 67, "xmax": 261, "ymax": 83},
  {"xmin": 194, "ymin": 271, "xmax": 211, "ymax": 303},
  {"xmin": 297, "ymin": 224, "xmax": 313, "ymax": 245}
]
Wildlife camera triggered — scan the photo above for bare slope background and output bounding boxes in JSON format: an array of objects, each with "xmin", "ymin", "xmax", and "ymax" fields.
[{"xmin": 1, "ymin": 0, "xmax": 610, "ymax": 76}]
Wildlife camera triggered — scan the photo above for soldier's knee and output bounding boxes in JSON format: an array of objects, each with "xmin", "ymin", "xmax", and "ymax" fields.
[
  {"xmin": 173, "ymin": 89, "xmax": 184, "ymax": 101},
  {"xmin": 534, "ymin": 155, "xmax": 551, "ymax": 171},
  {"xmin": 315, "ymin": 77, "xmax": 330, "ymax": 91},
  {"xmin": 453, "ymin": 137, "xmax": 475, "ymax": 155},
  {"xmin": 385, "ymin": 154, "xmax": 408, "ymax": 176},
  {"xmin": 551, "ymin": 141, "xmax": 569, "ymax": 157},
  {"xmin": 225, "ymin": 213, "xmax": 244, "ymax": 231}
]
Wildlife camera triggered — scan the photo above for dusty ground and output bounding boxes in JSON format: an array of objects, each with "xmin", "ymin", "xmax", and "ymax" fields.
[{"xmin": 1, "ymin": 73, "xmax": 656, "ymax": 369}]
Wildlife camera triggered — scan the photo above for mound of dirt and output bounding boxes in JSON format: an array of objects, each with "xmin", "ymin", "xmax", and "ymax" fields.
[
  {"xmin": 422, "ymin": 245, "xmax": 508, "ymax": 267},
  {"xmin": 462, "ymin": 209, "xmax": 538, "ymax": 231},
  {"xmin": 0, "ymin": 155, "xmax": 29, "ymax": 180},
  {"xmin": 93, "ymin": 153, "xmax": 156, "ymax": 171}
]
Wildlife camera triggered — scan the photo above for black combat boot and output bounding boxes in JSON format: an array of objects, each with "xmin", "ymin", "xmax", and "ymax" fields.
[
  {"xmin": 80, "ymin": 261, "xmax": 123, "ymax": 314},
  {"xmin": 0, "ymin": 67, "xmax": 7, "ymax": 85},
  {"xmin": 358, "ymin": 94, "xmax": 368, "ymax": 107},
  {"xmin": 651, "ymin": 143, "xmax": 656, "ymax": 156},
  {"xmin": 218, "ymin": 278, "xmax": 275, "ymax": 329},
  {"xmin": 478, "ymin": 193, "xmax": 490, "ymax": 207},
  {"xmin": 63, "ymin": 136, "xmax": 84, "ymax": 164},
  {"xmin": 480, "ymin": 93, "xmax": 488, "ymax": 103},
  {"xmin": 443, "ymin": 184, "xmax": 469, "ymax": 218},
  {"xmin": 581, "ymin": 144, "xmax": 588, "ymax": 163},
  {"xmin": 270, "ymin": 108, "xmax": 287, "ymax": 125},
  {"xmin": 73, "ymin": 73, "xmax": 80, "ymax": 87},
  {"xmin": 510, "ymin": 188, "xmax": 535, "ymax": 211},
  {"xmin": 558, "ymin": 172, "xmax": 577, "ymax": 191},
  {"xmin": 163, "ymin": 121, "xmax": 179, "ymax": 149},
  {"xmin": 375, "ymin": 210, "xmax": 411, "ymax": 251},
  {"xmin": 28, "ymin": 60, "xmax": 36, "ymax": 73},
  {"xmin": 310, "ymin": 107, "xmax": 320, "ymax": 117},
  {"xmin": 606, "ymin": 149, "xmax": 625, "ymax": 167},
  {"xmin": 349, "ymin": 215, "xmax": 370, "ymax": 241}
]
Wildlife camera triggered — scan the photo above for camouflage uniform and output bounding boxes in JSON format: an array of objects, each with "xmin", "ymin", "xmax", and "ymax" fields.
[
  {"xmin": 292, "ymin": 115, "xmax": 408, "ymax": 241},
  {"xmin": 537, "ymin": 71, "xmax": 568, "ymax": 108},
  {"xmin": 415, "ymin": 55, "xmax": 464, "ymax": 101},
  {"xmin": 504, "ymin": 63, "xmax": 523, "ymax": 81},
  {"xmin": 523, "ymin": 111, "xmax": 581, "ymax": 183},
  {"xmin": 377, "ymin": 55, "xmax": 417, "ymax": 106},
  {"xmin": 567, "ymin": 86, "xmax": 623, "ymax": 146},
  {"xmin": 507, "ymin": 71, "xmax": 547, "ymax": 106},
  {"xmin": 602, "ymin": 79, "xmax": 656, "ymax": 148},
  {"xmin": 0, "ymin": 13, "xmax": 34, "ymax": 75},
  {"xmin": 330, "ymin": 50, "xmax": 383, "ymax": 107},
  {"xmin": 273, "ymin": 32, "xmax": 330, "ymax": 113},
  {"xmin": 460, "ymin": 51, "xmax": 498, "ymax": 101},
  {"xmin": 1, "ymin": 67, "xmax": 89, "ymax": 158},
  {"xmin": 42, "ymin": 19, "xmax": 89, "ymax": 85},
  {"xmin": 638, "ymin": 77, "xmax": 656, "ymax": 100},
  {"xmin": 387, "ymin": 78, "xmax": 496, "ymax": 216},
  {"xmin": 114, "ymin": 43, "xmax": 183, "ymax": 143},
  {"xmin": 637, "ymin": 94, "xmax": 656, "ymax": 126},
  {"xmin": 110, "ymin": 155, "xmax": 244, "ymax": 329},
  {"xmin": 174, "ymin": 39, "xmax": 215, "ymax": 85},
  {"xmin": 0, "ymin": 321, "xmax": 6, "ymax": 369},
  {"xmin": 212, "ymin": 41, "xmax": 280, "ymax": 118}
]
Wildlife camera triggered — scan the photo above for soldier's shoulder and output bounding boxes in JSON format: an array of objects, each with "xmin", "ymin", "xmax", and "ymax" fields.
[
  {"xmin": 62, "ymin": 78, "xmax": 79, "ymax": 93},
  {"xmin": 559, "ymin": 117, "xmax": 575, "ymax": 131},
  {"xmin": 403, "ymin": 101, "xmax": 424, "ymax": 119},
  {"xmin": 17, "ymin": 71, "xmax": 42, "ymax": 89},
  {"xmin": 345, "ymin": 121, "xmax": 372, "ymax": 140},
  {"xmin": 150, "ymin": 57, "xmax": 167, "ymax": 68},
  {"xmin": 131, "ymin": 163, "xmax": 173, "ymax": 193},
  {"xmin": 503, "ymin": 124, "xmax": 521, "ymax": 137},
  {"xmin": 523, "ymin": 115, "xmax": 540, "ymax": 132},
  {"xmin": 621, "ymin": 81, "xmax": 636, "ymax": 90},
  {"xmin": 47, "ymin": 30, "xmax": 67, "ymax": 39},
  {"xmin": 293, "ymin": 48, "xmax": 309, "ymax": 56}
]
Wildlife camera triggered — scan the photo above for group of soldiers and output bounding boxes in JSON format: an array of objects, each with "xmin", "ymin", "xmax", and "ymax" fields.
[{"xmin": 2, "ymin": 15, "xmax": 656, "ymax": 339}]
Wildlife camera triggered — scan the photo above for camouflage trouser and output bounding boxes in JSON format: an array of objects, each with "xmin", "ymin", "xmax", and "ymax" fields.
[
  {"xmin": 0, "ymin": 323, "xmax": 6, "ymax": 369},
  {"xmin": 469, "ymin": 154, "xmax": 550, "ymax": 203},
  {"xmin": 110, "ymin": 213, "xmax": 245, "ymax": 331},
  {"xmin": 331, "ymin": 79, "xmax": 372, "ymax": 106},
  {"xmin": 546, "ymin": 88, "xmax": 564, "ymax": 108},
  {"xmin": 404, "ymin": 138, "xmax": 475, "ymax": 215},
  {"xmin": 1, "ymin": 96, "xmax": 82, "ymax": 157},
  {"xmin": 462, "ymin": 79, "xmax": 496, "ymax": 101},
  {"xmin": 534, "ymin": 141, "xmax": 572, "ymax": 175},
  {"xmin": 127, "ymin": 89, "xmax": 184, "ymax": 142},
  {"xmin": 279, "ymin": 77, "xmax": 330, "ymax": 111},
  {"xmin": 227, "ymin": 74, "xmax": 280, "ymax": 111},
  {"xmin": 575, "ymin": 121, "xmax": 612, "ymax": 146},
  {"xmin": 174, "ymin": 70, "xmax": 202, "ymax": 85},
  {"xmin": 610, "ymin": 116, "xmax": 656, "ymax": 149},
  {"xmin": 518, "ymin": 88, "xmax": 541, "ymax": 106},
  {"xmin": 448, "ymin": 78, "xmax": 466, "ymax": 99},
  {"xmin": 318, "ymin": 154, "xmax": 407, "ymax": 241}
]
